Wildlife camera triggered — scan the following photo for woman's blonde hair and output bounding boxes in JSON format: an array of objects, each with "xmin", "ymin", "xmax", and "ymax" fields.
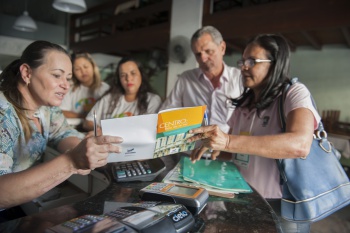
[{"xmin": 71, "ymin": 52, "xmax": 102, "ymax": 92}]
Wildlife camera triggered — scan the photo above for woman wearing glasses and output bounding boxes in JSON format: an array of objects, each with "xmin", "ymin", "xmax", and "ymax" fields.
[{"xmin": 188, "ymin": 34, "xmax": 320, "ymax": 232}]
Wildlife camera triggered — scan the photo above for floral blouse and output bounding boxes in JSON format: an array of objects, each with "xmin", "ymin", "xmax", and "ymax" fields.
[{"xmin": 0, "ymin": 92, "xmax": 85, "ymax": 175}]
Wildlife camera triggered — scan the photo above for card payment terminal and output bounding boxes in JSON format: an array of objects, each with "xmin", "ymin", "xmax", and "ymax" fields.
[
  {"xmin": 139, "ymin": 183, "xmax": 209, "ymax": 216},
  {"xmin": 45, "ymin": 202, "xmax": 194, "ymax": 233}
]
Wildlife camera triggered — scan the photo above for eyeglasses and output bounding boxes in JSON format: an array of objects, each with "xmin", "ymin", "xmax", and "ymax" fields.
[{"xmin": 237, "ymin": 58, "xmax": 272, "ymax": 68}]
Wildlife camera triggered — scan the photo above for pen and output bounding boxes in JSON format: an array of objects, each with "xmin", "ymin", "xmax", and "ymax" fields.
[
  {"xmin": 93, "ymin": 110, "xmax": 97, "ymax": 137},
  {"xmin": 204, "ymin": 110, "xmax": 209, "ymax": 127},
  {"xmin": 203, "ymin": 110, "xmax": 213, "ymax": 159}
]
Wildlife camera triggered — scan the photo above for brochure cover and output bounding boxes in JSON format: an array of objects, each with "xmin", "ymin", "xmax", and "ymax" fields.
[
  {"xmin": 162, "ymin": 157, "xmax": 236, "ymax": 198},
  {"xmin": 182, "ymin": 157, "xmax": 252, "ymax": 194},
  {"xmin": 101, "ymin": 106, "xmax": 206, "ymax": 162}
]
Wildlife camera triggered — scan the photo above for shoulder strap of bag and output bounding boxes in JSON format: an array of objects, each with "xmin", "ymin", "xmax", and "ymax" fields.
[
  {"xmin": 278, "ymin": 77, "xmax": 298, "ymax": 132},
  {"xmin": 278, "ymin": 78, "xmax": 338, "ymax": 158},
  {"xmin": 278, "ymin": 77, "xmax": 325, "ymax": 132}
]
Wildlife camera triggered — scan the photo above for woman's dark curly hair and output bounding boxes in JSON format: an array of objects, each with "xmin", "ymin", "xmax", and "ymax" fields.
[
  {"xmin": 234, "ymin": 34, "xmax": 291, "ymax": 116},
  {"xmin": 102, "ymin": 57, "xmax": 155, "ymax": 116}
]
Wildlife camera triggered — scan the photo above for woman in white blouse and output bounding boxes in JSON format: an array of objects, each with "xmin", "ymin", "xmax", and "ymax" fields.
[
  {"xmin": 60, "ymin": 52, "xmax": 109, "ymax": 120},
  {"xmin": 83, "ymin": 57, "xmax": 162, "ymax": 131}
]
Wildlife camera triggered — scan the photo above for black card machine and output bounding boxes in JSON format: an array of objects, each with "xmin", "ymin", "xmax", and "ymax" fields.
[
  {"xmin": 139, "ymin": 183, "xmax": 209, "ymax": 216},
  {"xmin": 45, "ymin": 202, "xmax": 194, "ymax": 233}
]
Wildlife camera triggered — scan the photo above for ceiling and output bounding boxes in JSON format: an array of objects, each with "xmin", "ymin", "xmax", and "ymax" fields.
[
  {"xmin": 67, "ymin": 0, "xmax": 350, "ymax": 57},
  {"xmin": 1, "ymin": 0, "xmax": 350, "ymax": 58},
  {"xmin": 209, "ymin": 0, "xmax": 350, "ymax": 53},
  {"xmin": 0, "ymin": 0, "xmax": 110, "ymax": 26},
  {"xmin": 0, "ymin": 0, "xmax": 111, "ymax": 69}
]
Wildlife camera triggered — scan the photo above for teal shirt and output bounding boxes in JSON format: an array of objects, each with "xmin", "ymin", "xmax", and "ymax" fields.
[{"xmin": 0, "ymin": 92, "xmax": 84, "ymax": 175}]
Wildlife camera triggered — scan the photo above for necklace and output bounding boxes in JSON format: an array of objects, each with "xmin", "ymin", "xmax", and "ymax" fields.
[
  {"xmin": 237, "ymin": 109, "xmax": 257, "ymax": 135},
  {"xmin": 249, "ymin": 111, "xmax": 257, "ymax": 135}
]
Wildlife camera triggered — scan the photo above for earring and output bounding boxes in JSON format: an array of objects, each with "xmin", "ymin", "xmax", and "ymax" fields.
[{"xmin": 26, "ymin": 79, "xmax": 30, "ymax": 86}]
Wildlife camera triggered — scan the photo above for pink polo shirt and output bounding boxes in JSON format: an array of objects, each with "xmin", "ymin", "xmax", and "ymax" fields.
[{"xmin": 229, "ymin": 82, "xmax": 321, "ymax": 198}]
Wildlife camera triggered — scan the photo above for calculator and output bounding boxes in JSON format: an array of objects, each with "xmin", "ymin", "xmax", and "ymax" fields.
[
  {"xmin": 45, "ymin": 214, "xmax": 137, "ymax": 233},
  {"xmin": 111, "ymin": 158, "xmax": 166, "ymax": 182}
]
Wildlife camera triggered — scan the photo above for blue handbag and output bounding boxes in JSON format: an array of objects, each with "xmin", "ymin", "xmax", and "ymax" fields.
[{"xmin": 276, "ymin": 78, "xmax": 350, "ymax": 222}]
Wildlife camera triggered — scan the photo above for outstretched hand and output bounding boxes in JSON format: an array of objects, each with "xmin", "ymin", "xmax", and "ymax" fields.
[{"xmin": 187, "ymin": 125, "xmax": 230, "ymax": 162}]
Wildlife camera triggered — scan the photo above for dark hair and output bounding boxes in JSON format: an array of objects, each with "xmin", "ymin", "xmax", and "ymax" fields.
[
  {"xmin": 235, "ymin": 34, "xmax": 291, "ymax": 114},
  {"xmin": 70, "ymin": 52, "xmax": 102, "ymax": 92},
  {"xmin": 0, "ymin": 40, "xmax": 70, "ymax": 140},
  {"xmin": 102, "ymin": 57, "xmax": 155, "ymax": 116}
]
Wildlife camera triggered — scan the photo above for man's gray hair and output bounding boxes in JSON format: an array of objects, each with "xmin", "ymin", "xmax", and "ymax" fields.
[{"xmin": 191, "ymin": 26, "xmax": 223, "ymax": 45}]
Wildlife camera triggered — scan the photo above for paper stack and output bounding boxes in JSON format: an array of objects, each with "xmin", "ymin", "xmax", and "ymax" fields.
[{"xmin": 163, "ymin": 156, "xmax": 252, "ymax": 198}]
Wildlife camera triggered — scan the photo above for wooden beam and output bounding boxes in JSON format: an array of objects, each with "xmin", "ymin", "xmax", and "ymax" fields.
[
  {"xmin": 341, "ymin": 27, "xmax": 350, "ymax": 48},
  {"xmin": 70, "ymin": 23, "xmax": 170, "ymax": 54},
  {"xmin": 202, "ymin": 0, "xmax": 212, "ymax": 15},
  {"xmin": 203, "ymin": 0, "xmax": 350, "ymax": 40},
  {"xmin": 278, "ymin": 33, "xmax": 296, "ymax": 52},
  {"xmin": 71, "ymin": 0, "xmax": 127, "ymax": 21},
  {"xmin": 71, "ymin": 1, "xmax": 171, "ymax": 34},
  {"xmin": 301, "ymin": 31, "xmax": 322, "ymax": 50},
  {"xmin": 225, "ymin": 41, "xmax": 244, "ymax": 53}
]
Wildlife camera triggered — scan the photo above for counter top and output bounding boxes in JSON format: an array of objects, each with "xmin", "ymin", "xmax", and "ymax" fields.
[{"xmin": 0, "ymin": 153, "xmax": 278, "ymax": 233}]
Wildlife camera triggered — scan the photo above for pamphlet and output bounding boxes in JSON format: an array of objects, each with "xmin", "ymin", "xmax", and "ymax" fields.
[
  {"xmin": 182, "ymin": 157, "xmax": 252, "ymax": 194},
  {"xmin": 101, "ymin": 106, "xmax": 206, "ymax": 162},
  {"xmin": 162, "ymin": 157, "xmax": 236, "ymax": 198}
]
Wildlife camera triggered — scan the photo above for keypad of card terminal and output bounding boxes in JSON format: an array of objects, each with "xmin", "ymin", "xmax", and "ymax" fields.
[{"xmin": 111, "ymin": 158, "xmax": 166, "ymax": 182}]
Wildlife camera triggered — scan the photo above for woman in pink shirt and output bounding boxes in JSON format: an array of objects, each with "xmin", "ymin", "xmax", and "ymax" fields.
[{"xmin": 188, "ymin": 34, "xmax": 320, "ymax": 233}]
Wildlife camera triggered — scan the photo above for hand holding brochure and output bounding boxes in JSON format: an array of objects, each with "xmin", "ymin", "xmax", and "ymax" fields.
[{"xmin": 101, "ymin": 106, "xmax": 206, "ymax": 162}]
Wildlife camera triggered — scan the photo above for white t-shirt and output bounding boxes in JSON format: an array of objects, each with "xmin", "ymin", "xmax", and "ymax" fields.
[
  {"xmin": 86, "ymin": 92, "xmax": 162, "ymax": 125},
  {"xmin": 60, "ymin": 82, "xmax": 110, "ymax": 116},
  {"xmin": 229, "ymin": 83, "xmax": 321, "ymax": 199},
  {"xmin": 160, "ymin": 64, "xmax": 243, "ymax": 133}
]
